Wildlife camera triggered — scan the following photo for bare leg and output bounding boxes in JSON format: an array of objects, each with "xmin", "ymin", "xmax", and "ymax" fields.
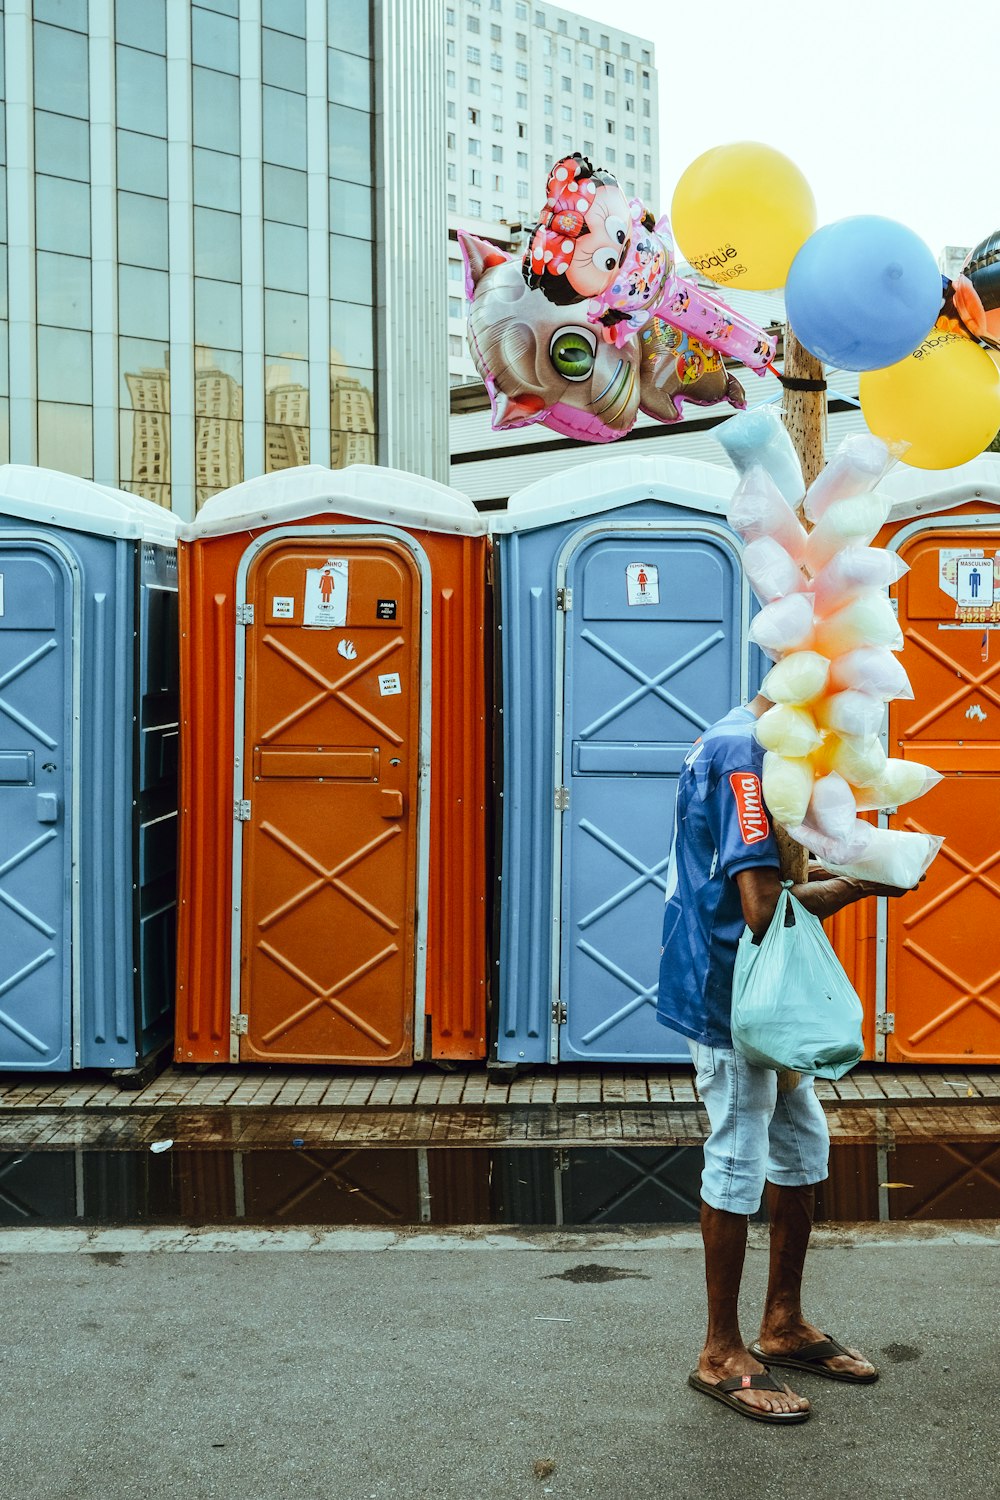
[
  {"xmin": 696, "ymin": 1201, "xmax": 809, "ymax": 1415},
  {"xmin": 757, "ymin": 1183, "xmax": 875, "ymax": 1377}
]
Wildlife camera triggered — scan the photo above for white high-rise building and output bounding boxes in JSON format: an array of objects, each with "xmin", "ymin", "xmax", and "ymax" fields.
[{"xmin": 445, "ymin": 1, "xmax": 660, "ymax": 386}]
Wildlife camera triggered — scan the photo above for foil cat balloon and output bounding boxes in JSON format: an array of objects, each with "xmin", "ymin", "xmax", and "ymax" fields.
[{"xmin": 460, "ymin": 230, "xmax": 746, "ymax": 442}]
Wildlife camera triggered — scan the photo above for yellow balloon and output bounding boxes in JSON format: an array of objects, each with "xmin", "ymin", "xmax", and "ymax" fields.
[
  {"xmin": 671, "ymin": 142, "xmax": 816, "ymax": 291},
  {"xmin": 860, "ymin": 331, "xmax": 1000, "ymax": 470}
]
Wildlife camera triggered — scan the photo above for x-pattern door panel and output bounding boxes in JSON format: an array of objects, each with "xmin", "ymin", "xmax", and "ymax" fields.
[
  {"xmin": 887, "ymin": 527, "xmax": 1000, "ymax": 1061},
  {"xmin": 240, "ymin": 540, "xmax": 420, "ymax": 1064},
  {"xmin": 0, "ymin": 546, "xmax": 72, "ymax": 1070},
  {"xmin": 560, "ymin": 532, "xmax": 742, "ymax": 1061}
]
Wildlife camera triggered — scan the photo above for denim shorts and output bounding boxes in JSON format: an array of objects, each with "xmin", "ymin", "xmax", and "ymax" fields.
[{"xmin": 689, "ymin": 1041, "xmax": 830, "ymax": 1216}]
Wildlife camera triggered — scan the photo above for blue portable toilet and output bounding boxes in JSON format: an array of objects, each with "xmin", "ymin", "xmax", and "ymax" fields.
[
  {"xmin": 489, "ymin": 454, "xmax": 750, "ymax": 1067},
  {"xmin": 0, "ymin": 466, "xmax": 181, "ymax": 1076}
]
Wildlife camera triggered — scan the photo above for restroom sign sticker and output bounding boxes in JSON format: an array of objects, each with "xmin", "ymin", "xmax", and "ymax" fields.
[
  {"xmin": 626, "ymin": 561, "xmax": 659, "ymax": 606},
  {"xmin": 303, "ymin": 558, "xmax": 349, "ymax": 627}
]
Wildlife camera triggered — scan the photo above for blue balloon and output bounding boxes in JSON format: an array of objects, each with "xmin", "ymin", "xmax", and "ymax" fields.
[{"xmin": 785, "ymin": 216, "xmax": 943, "ymax": 371}]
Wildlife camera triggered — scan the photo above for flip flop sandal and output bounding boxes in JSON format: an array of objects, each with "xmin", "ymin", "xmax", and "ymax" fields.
[
  {"xmin": 749, "ymin": 1335, "xmax": 880, "ymax": 1384},
  {"xmin": 687, "ymin": 1369, "xmax": 810, "ymax": 1423}
]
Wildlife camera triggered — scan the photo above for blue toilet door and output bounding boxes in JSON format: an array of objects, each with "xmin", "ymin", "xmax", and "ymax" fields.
[
  {"xmin": 558, "ymin": 526, "xmax": 743, "ymax": 1062},
  {"xmin": 0, "ymin": 540, "xmax": 74, "ymax": 1070}
]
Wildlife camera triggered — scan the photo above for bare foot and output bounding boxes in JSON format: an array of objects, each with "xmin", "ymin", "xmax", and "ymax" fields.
[
  {"xmin": 756, "ymin": 1319, "xmax": 876, "ymax": 1379},
  {"xmin": 698, "ymin": 1346, "xmax": 810, "ymax": 1416}
]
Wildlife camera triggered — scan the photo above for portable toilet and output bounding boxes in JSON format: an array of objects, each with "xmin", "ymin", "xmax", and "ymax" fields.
[
  {"xmin": 827, "ymin": 455, "xmax": 1000, "ymax": 1063},
  {"xmin": 489, "ymin": 454, "xmax": 748, "ymax": 1068},
  {"xmin": 0, "ymin": 465, "xmax": 181, "ymax": 1075},
  {"xmin": 174, "ymin": 465, "xmax": 489, "ymax": 1067}
]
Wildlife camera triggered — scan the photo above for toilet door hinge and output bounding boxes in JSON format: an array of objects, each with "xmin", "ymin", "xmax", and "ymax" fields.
[
  {"xmin": 554, "ymin": 786, "xmax": 570, "ymax": 811},
  {"xmin": 235, "ymin": 799, "xmax": 252, "ymax": 821},
  {"xmin": 556, "ymin": 586, "xmax": 572, "ymax": 611},
  {"xmin": 876, "ymin": 1012, "xmax": 895, "ymax": 1034},
  {"xmin": 236, "ymin": 603, "xmax": 254, "ymax": 625},
  {"xmin": 231, "ymin": 1013, "xmax": 248, "ymax": 1036},
  {"xmin": 552, "ymin": 999, "xmax": 567, "ymax": 1025}
]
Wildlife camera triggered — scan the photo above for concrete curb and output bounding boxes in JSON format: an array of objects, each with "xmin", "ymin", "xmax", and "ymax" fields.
[{"xmin": 1, "ymin": 1221, "xmax": 998, "ymax": 1254}]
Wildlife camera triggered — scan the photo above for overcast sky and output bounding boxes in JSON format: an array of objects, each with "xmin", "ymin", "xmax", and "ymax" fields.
[{"xmin": 568, "ymin": 0, "xmax": 996, "ymax": 261}]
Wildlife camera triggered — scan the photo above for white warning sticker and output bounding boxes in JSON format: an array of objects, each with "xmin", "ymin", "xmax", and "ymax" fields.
[
  {"xmin": 303, "ymin": 558, "xmax": 348, "ymax": 627},
  {"xmin": 271, "ymin": 595, "xmax": 295, "ymax": 619},
  {"xmin": 626, "ymin": 561, "xmax": 659, "ymax": 606},
  {"xmin": 378, "ymin": 672, "xmax": 402, "ymax": 696}
]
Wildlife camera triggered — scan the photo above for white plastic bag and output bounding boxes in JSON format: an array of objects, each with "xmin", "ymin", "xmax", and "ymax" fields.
[
  {"xmin": 763, "ymin": 752, "xmax": 815, "ymax": 826},
  {"xmin": 717, "ymin": 405, "xmax": 806, "ymax": 509},
  {"xmin": 827, "ymin": 733, "xmax": 888, "ymax": 788},
  {"xmin": 825, "ymin": 828, "xmax": 944, "ymax": 889},
  {"xmin": 743, "ymin": 536, "xmax": 807, "ymax": 605},
  {"xmin": 829, "ymin": 647, "xmax": 914, "ymax": 701},
  {"xmin": 807, "ymin": 772, "xmax": 858, "ymax": 843},
  {"xmin": 815, "ymin": 690, "xmax": 886, "ymax": 742},
  {"xmin": 761, "ymin": 651, "xmax": 831, "ymax": 706},
  {"xmin": 748, "ymin": 594, "xmax": 816, "ymax": 659},
  {"xmin": 853, "ymin": 759, "xmax": 943, "ymax": 811},
  {"xmin": 813, "ymin": 547, "xmax": 909, "ymax": 615},
  {"xmin": 754, "ymin": 704, "xmax": 823, "ymax": 758},
  {"xmin": 789, "ymin": 817, "xmax": 874, "ymax": 868},
  {"xmin": 804, "ymin": 493, "xmax": 891, "ymax": 574},
  {"xmin": 728, "ymin": 466, "xmax": 808, "ymax": 562},
  {"xmin": 731, "ymin": 886, "xmax": 864, "ymax": 1079},
  {"xmin": 803, "ymin": 434, "xmax": 893, "ymax": 523},
  {"xmin": 813, "ymin": 592, "xmax": 904, "ymax": 656}
]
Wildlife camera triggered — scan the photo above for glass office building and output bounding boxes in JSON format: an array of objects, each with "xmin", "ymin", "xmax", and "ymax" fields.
[{"xmin": 0, "ymin": 0, "xmax": 448, "ymax": 517}]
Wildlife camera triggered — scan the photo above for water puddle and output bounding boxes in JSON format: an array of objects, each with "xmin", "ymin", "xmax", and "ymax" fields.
[{"xmin": 2, "ymin": 1140, "xmax": 998, "ymax": 1228}]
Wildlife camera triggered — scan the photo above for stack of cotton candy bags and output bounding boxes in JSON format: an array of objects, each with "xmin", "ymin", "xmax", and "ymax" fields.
[{"xmin": 720, "ymin": 411, "xmax": 943, "ymax": 890}]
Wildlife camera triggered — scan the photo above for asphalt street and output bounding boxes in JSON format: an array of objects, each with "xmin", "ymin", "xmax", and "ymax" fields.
[{"xmin": 1, "ymin": 1225, "xmax": 997, "ymax": 1500}]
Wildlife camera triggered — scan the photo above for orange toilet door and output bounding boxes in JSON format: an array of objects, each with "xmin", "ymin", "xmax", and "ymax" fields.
[
  {"xmin": 236, "ymin": 536, "xmax": 422, "ymax": 1065},
  {"xmin": 886, "ymin": 524, "xmax": 1000, "ymax": 1063}
]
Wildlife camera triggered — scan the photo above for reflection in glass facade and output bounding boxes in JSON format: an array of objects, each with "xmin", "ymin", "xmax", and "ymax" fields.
[{"xmin": 0, "ymin": 0, "xmax": 444, "ymax": 516}]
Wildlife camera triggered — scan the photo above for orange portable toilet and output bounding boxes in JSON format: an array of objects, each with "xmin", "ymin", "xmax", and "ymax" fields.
[
  {"xmin": 829, "ymin": 455, "xmax": 1000, "ymax": 1062},
  {"xmin": 175, "ymin": 466, "xmax": 488, "ymax": 1067}
]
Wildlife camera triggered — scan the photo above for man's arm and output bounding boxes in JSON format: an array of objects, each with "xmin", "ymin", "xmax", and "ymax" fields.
[{"xmin": 736, "ymin": 864, "xmax": 911, "ymax": 942}]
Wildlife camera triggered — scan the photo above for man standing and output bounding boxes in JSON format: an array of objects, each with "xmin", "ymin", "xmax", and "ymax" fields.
[{"xmin": 657, "ymin": 693, "xmax": 906, "ymax": 1424}]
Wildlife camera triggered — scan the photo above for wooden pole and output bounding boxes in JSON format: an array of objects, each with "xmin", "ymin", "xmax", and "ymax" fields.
[{"xmin": 774, "ymin": 326, "xmax": 826, "ymax": 1092}]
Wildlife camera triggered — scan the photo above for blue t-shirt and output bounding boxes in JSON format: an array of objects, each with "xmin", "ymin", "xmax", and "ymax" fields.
[{"xmin": 657, "ymin": 706, "xmax": 780, "ymax": 1047}]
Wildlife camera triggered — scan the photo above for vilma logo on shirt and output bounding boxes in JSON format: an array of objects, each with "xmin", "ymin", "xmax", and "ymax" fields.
[{"xmin": 728, "ymin": 772, "xmax": 770, "ymax": 844}]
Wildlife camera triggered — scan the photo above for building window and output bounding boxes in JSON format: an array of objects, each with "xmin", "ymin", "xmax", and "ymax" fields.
[
  {"xmin": 447, "ymin": 130, "xmax": 456, "ymax": 147},
  {"xmin": 583, "ymin": 111, "xmax": 593, "ymax": 127},
  {"xmin": 492, "ymin": 173, "xmax": 502, "ymax": 190},
  {"xmin": 447, "ymin": 68, "xmax": 456, "ymax": 86},
  {"xmin": 491, "ymin": 23, "xmax": 501, "ymax": 40},
  {"xmin": 600, "ymin": 33, "xmax": 609, "ymax": 48},
  {"xmin": 642, "ymin": 70, "xmax": 650, "ymax": 88},
  {"xmin": 605, "ymin": 147, "xmax": 615, "ymax": 164},
  {"xmin": 447, "ymin": 100, "xmax": 456, "ymax": 117},
  {"xmin": 468, "ymin": 197, "xmax": 481, "ymax": 214},
  {"xmin": 543, "ymin": 96, "xmax": 552, "ymax": 115},
  {"xmin": 604, "ymin": 61, "xmax": 614, "ymax": 77},
  {"xmin": 606, "ymin": 119, "xmax": 614, "ymax": 133},
  {"xmin": 543, "ymin": 65, "xmax": 552, "ymax": 83},
  {"xmin": 516, "ymin": 90, "xmax": 527, "ymax": 107},
  {"xmin": 642, "ymin": 98, "xmax": 650, "ymax": 116},
  {"xmin": 492, "ymin": 114, "xmax": 503, "ymax": 131},
  {"xmin": 468, "ymin": 107, "xmax": 480, "ymax": 123},
  {"xmin": 492, "ymin": 143, "xmax": 503, "ymax": 161},
  {"xmin": 557, "ymin": 18, "xmax": 567, "ymax": 32},
  {"xmin": 625, "ymin": 124, "xmax": 634, "ymax": 140},
  {"xmin": 583, "ymin": 53, "xmax": 593, "ymax": 70},
  {"xmin": 626, "ymin": 97, "xmax": 634, "ymax": 112},
  {"xmin": 561, "ymin": 75, "xmax": 571, "ymax": 91},
  {"xmin": 625, "ymin": 153, "xmax": 634, "ymax": 169},
  {"xmin": 604, "ymin": 89, "xmax": 614, "ymax": 104},
  {"xmin": 490, "ymin": 53, "xmax": 502, "ymax": 70},
  {"xmin": 449, "ymin": 334, "xmax": 462, "ymax": 356},
  {"xmin": 517, "ymin": 179, "xmax": 528, "ymax": 197},
  {"xmin": 447, "ymin": 37, "xmax": 455, "ymax": 56},
  {"xmin": 515, "ymin": 2, "xmax": 527, "ymax": 17},
  {"xmin": 448, "ymin": 192, "xmax": 457, "ymax": 210},
  {"xmin": 468, "ymin": 168, "xmax": 481, "ymax": 185},
  {"xmin": 516, "ymin": 30, "xmax": 527, "ymax": 49},
  {"xmin": 468, "ymin": 137, "xmax": 481, "ymax": 155},
  {"xmin": 491, "ymin": 83, "xmax": 502, "ymax": 101},
  {"xmin": 583, "ymin": 138, "xmax": 593, "ymax": 154},
  {"xmin": 467, "ymin": 45, "xmax": 480, "ymax": 63},
  {"xmin": 583, "ymin": 82, "xmax": 593, "ymax": 99},
  {"xmin": 492, "ymin": 202, "xmax": 503, "ymax": 218},
  {"xmin": 467, "ymin": 14, "xmax": 480, "ymax": 32},
  {"xmin": 561, "ymin": 45, "xmax": 571, "ymax": 62},
  {"xmin": 580, "ymin": 27, "xmax": 589, "ymax": 43},
  {"xmin": 517, "ymin": 150, "xmax": 528, "ymax": 167},
  {"xmin": 544, "ymin": 125, "xmax": 552, "ymax": 144},
  {"xmin": 515, "ymin": 61, "xmax": 528, "ymax": 80},
  {"xmin": 624, "ymin": 67, "xmax": 634, "ymax": 84},
  {"xmin": 447, "ymin": 162, "xmax": 456, "ymax": 180},
  {"xmin": 643, "ymin": 126, "xmax": 651, "ymax": 143},
  {"xmin": 517, "ymin": 120, "xmax": 527, "ymax": 137},
  {"xmin": 449, "ymin": 296, "xmax": 461, "ymax": 318}
]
